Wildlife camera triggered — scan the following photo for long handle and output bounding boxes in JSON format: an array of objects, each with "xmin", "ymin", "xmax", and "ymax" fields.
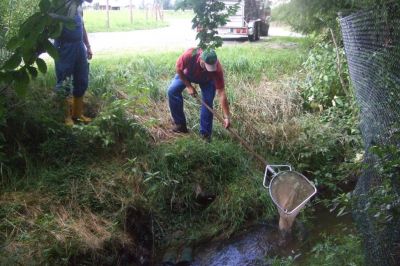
[{"xmin": 194, "ymin": 94, "xmax": 271, "ymax": 169}]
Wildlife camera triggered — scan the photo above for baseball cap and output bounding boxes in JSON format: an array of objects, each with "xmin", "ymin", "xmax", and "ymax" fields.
[{"xmin": 201, "ymin": 49, "xmax": 218, "ymax": 72}]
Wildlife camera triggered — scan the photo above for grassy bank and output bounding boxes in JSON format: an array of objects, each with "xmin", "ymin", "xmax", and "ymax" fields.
[{"xmin": 0, "ymin": 36, "xmax": 362, "ymax": 264}]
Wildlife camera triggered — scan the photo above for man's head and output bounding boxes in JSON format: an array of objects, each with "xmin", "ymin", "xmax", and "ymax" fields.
[{"xmin": 201, "ymin": 49, "xmax": 218, "ymax": 72}]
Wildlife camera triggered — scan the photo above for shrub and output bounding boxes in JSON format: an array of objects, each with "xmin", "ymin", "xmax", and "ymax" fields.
[
  {"xmin": 301, "ymin": 41, "xmax": 349, "ymax": 110},
  {"xmin": 274, "ymin": 103, "xmax": 362, "ymax": 193},
  {"xmin": 306, "ymin": 233, "xmax": 363, "ymax": 265}
]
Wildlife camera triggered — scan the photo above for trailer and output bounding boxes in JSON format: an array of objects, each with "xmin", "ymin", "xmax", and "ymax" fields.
[{"xmin": 217, "ymin": 0, "xmax": 271, "ymax": 41}]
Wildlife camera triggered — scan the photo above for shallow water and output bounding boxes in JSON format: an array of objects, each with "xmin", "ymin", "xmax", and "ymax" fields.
[
  {"xmin": 190, "ymin": 206, "xmax": 353, "ymax": 266},
  {"xmin": 191, "ymin": 225, "xmax": 282, "ymax": 266}
]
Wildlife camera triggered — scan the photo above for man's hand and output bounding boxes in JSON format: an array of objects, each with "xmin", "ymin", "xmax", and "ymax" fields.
[
  {"xmin": 187, "ymin": 85, "xmax": 197, "ymax": 97},
  {"xmin": 87, "ymin": 46, "xmax": 93, "ymax": 60},
  {"xmin": 223, "ymin": 117, "xmax": 231, "ymax": 129}
]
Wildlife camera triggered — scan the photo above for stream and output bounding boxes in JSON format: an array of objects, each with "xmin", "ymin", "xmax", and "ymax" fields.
[{"xmin": 190, "ymin": 205, "xmax": 354, "ymax": 266}]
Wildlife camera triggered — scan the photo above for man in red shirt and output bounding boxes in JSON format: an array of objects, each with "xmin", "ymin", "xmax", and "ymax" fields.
[{"xmin": 168, "ymin": 48, "xmax": 231, "ymax": 141}]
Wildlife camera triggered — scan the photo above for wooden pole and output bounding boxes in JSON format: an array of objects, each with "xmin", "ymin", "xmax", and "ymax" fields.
[
  {"xmin": 329, "ymin": 28, "xmax": 348, "ymax": 96},
  {"xmin": 130, "ymin": 0, "xmax": 133, "ymax": 24},
  {"xmin": 106, "ymin": 0, "xmax": 110, "ymax": 28}
]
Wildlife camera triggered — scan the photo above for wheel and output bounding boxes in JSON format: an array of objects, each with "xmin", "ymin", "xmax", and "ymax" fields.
[
  {"xmin": 248, "ymin": 31, "xmax": 255, "ymax": 42},
  {"xmin": 248, "ymin": 23, "xmax": 259, "ymax": 42},
  {"xmin": 255, "ymin": 23, "xmax": 260, "ymax": 41},
  {"xmin": 260, "ymin": 22, "xmax": 269, "ymax": 37}
]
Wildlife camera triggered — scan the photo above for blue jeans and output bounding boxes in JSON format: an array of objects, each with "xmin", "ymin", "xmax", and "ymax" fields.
[
  {"xmin": 54, "ymin": 41, "xmax": 89, "ymax": 98},
  {"xmin": 54, "ymin": 15, "xmax": 88, "ymax": 98},
  {"xmin": 168, "ymin": 74, "xmax": 216, "ymax": 136}
]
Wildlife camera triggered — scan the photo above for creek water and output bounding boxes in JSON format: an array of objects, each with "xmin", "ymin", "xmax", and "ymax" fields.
[{"xmin": 190, "ymin": 205, "xmax": 354, "ymax": 266}]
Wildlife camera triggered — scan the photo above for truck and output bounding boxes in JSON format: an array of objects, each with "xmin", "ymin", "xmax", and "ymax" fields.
[{"xmin": 217, "ymin": 0, "xmax": 271, "ymax": 41}]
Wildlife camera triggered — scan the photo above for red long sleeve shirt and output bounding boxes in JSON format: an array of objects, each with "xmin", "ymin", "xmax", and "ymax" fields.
[{"xmin": 176, "ymin": 48, "xmax": 225, "ymax": 91}]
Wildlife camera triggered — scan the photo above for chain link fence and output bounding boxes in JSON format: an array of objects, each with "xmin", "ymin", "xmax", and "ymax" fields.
[{"xmin": 340, "ymin": 2, "xmax": 400, "ymax": 265}]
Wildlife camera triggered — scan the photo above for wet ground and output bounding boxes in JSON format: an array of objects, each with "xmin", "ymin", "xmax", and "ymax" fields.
[
  {"xmin": 189, "ymin": 205, "xmax": 354, "ymax": 266},
  {"xmin": 191, "ymin": 224, "xmax": 285, "ymax": 266}
]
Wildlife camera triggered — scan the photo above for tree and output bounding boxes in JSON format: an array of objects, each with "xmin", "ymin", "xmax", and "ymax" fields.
[
  {"xmin": 0, "ymin": 0, "xmax": 79, "ymax": 94},
  {"xmin": 175, "ymin": 0, "xmax": 239, "ymax": 49},
  {"xmin": 163, "ymin": 0, "xmax": 171, "ymax": 10},
  {"xmin": 278, "ymin": 0, "xmax": 394, "ymax": 34},
  {"xmin": 0, "ymin": 0, "xmax": 39, "ymax": 65}
]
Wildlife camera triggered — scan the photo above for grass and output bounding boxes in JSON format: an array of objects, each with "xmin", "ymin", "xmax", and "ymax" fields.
[
  {"xmin": 0, "ymin": 36, "xmax": 362, "ymax": 264},
  {"xmin": 164, "ymin": 9, "xmax": 195, "ymax": 20},
  {"xmin": 270, "ymin": 232, "xmax": 363, "ymax": 266},
  {"xmin": 83, "ymin": 9, "xmax": 193, "ymax": 33},
  {"xmin": 84, "ymin": 10, "xmax": 167, "ymax": 32}
]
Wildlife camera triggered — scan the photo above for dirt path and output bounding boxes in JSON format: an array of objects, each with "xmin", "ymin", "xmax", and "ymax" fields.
[{"xmin": 89, "ymin": 19, "xmax": 302, "ymax": 54}]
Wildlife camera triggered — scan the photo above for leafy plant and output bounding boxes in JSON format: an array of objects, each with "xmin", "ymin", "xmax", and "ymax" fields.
[
  {"xmin": 72, "ymin": 99, "xmax": 151, "ymax": 156},
  {"xmin": 176, "ymin": 0, "xmax": 239, "ymax": 49},
  {"xmin": 306, "ymin": 233, "xmax": 363, "ymax": 265},
  {"xmin": 274, "ymin": 101, "xmax": 362, "ymax": 194},
  {"xmin": 275, "ymin": 0, "xmax": 395, "ymax": 35},
  {"xmin": 301, "ymin": 41, "xmax": 349, "ymax": 109},
  {"xmin": 366, "ymin": 140, "xmax": 400, "ymax": 227},
  {"xmin": 0, "ymin": 0, "xmax": 79, "ymax": 94}
]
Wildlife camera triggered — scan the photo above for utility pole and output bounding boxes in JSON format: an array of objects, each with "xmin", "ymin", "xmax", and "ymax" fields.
[
  {"xmin": 106, "ymin": 0, "xmax": 110, "ymax": 28},
  {"xmin": 130, "ymin": 0, "xmax": 133, "ymax": 24}
]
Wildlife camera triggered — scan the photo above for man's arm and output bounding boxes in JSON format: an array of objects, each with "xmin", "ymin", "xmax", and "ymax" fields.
[
  {"xmin": 217, "ymin": 89, "xmax": 231, "ymax": 128},
  {"xmin": 176, "ymin": 67, "xmax": 197, "ymax": 96},
  {"xmin": 83, "ymin": 24, "xmax": 92, "ymax": 60}
]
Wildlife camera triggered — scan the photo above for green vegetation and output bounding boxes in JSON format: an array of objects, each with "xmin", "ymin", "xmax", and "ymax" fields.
[
  {"xmin": 1, "ymin": 1, "xmax": 379, "ymax": 264},
  {"xmin": 176, "ymin": 0, "xmax": 240, "ymax": 49},
  {"xmin": 305, "ymin": 233, "xmax": 363, "ymax": 265},
  {"xmin": 271, "ymin": 233, "xmax": 363, "ymax": 266},
  {"xmin": 272, "ymin": 0, "xmax": 394, "ymax": 34},
  {"xmin": 3, "ymin": 36, "xmax": 349, "ymax": 264}
]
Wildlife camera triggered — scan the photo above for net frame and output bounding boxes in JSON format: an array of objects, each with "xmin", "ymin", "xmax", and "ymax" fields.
[{"xmin": 263, "ymin": 165, "xmax": 317, "ymax": 216}]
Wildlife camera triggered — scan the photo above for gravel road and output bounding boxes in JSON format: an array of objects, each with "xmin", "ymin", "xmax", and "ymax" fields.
[{"xmin": 88, "ymin": 19, "xmax": 302, "ymax": 54}]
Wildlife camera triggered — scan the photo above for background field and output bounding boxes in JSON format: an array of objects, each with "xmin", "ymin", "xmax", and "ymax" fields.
[{"xmin": 83, "ymin": 9, "xmax": 194, "ymax": 32}]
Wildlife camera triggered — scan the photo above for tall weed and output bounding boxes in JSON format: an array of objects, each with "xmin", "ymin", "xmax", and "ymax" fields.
[{"xmin": 301, "ymin": 41, "xmax": 349, "ymax": 109}]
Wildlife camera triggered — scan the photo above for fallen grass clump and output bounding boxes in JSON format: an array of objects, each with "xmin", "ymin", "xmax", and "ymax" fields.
[{"xmin": 0, "ymin": 158, "xmax": 151, "ymax": 264}]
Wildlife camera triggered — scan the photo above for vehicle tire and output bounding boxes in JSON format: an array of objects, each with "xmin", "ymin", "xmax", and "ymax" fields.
[
  {"xmin": 255, "ymin": 23, "xmax": 260, "ymax": 41},
  {"xmin": 260, "ymin": 22, "xmax": 267, "ymax": 36},
  {"xmin": 248, "ymin": 31, "xmax": 255, "ymax": 42}
]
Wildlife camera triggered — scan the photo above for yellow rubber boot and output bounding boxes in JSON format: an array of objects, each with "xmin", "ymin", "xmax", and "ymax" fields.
[
  {"xmin": 65, "ymin": 97, "xmax": 74, "ymax": 126},
  {"xmin": 72, "ymin": 96, "xmax": 92, "ymax": 124}
]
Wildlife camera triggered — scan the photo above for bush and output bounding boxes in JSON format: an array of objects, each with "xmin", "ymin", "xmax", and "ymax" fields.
[
  {"xmin": 269, "ymin": 232, "xmax": 363, "ymax": 266},
  {"xmin": 274, "ymin": 103, "xmax": 362, "ymax": 193},
  {"xmin": 301, "ymin": 41, "xmax": 349, "ymax": 110},
  {"xmin": 306, "ymin": 233, "xmax": 363, "ymax": 265},
  {"xmin": 0, "ymin": 82, "xmax": 151, "ymax": 185}
]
